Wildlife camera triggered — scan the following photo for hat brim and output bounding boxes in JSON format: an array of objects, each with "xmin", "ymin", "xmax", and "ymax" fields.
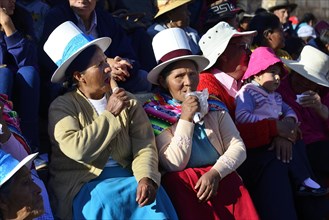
[
  {"xmin": 268, "ymin": 3, "xmax": 297, "ymax": 12},
  {"xmin": 281, "ymin": 58, "xmax": 329, "ymax": 88},
  {"xmin": 154, "ymin": 0, "xmax": 191, "ymax": 19},
  {"xmin": 148, "ymin": 55, "xmax": 209, "ymax": 85},
  {"xmin": 0, "ymin": 153, "xmax": 38, "ymax": 187},
  {"xmin": 205, "ymin": 30, "xmax": 257, "ymax": 70},
  {"xmin": 206, "ymin": 8, "xmax": 242, "ymax": 24},
  {"xmin": 51, "ymin": 37, "xmax": 112, "ymax": 83}
]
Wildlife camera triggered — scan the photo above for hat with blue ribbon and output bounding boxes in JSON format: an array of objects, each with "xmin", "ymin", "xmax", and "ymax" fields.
[
  {"xmin": 0, "ymin": 150, "xmax": 38, "ymax": 187},
  {"xmin": 43, "ymin": 21, "xmax": 112, "ymax": 83}
]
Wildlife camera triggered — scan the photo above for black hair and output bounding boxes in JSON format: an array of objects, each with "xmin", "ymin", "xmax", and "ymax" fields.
[
  {"xmin": 0, "ymin": 177, "xmax": 14, "ymax": 220},
  {"xmin": 63, "ymin": 45, "xmax": 100, "ymax": 89},
  {"xmin": 248, "ymin": 12, "xmax": 281, "ymax": 46}
]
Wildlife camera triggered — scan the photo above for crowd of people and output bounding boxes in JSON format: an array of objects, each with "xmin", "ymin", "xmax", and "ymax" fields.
[{"xmin": 1, "ymin": 0, "xmax": 329, "ymax": 219}]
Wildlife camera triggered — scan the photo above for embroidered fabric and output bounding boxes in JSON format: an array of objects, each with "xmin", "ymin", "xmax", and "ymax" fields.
[{"xmin": 171, "ymin": 135, "xmax": 192, "ymax": 149}]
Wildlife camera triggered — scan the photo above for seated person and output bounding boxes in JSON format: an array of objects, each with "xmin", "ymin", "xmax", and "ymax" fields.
[
  {"xmin": 235, "ymin": 46, "xmax": 328, "ymax": 196},
  {"xmin": 147, "ymin": 0, "xmax": 201, "ymax": 55},
  {"xmin": 278, "ymin": 45, "xmax": 329, "ymax": 189},
  {"xmin": 0, "ymin": 94, "xmax": 54, "ymax": 219},
  {"xmin": 0, "ymin": 0, "xmax": 40, "ymax": 151},
  {"xmin": 44, "ymin": 21, "xmax": 178, "ymax": 219},
  {"xmin": 38, "ymin": 0, "xmax": 151, "ymax": 114},
  {"xmin": 143, "ymin": 27, "xmax": 259, "ymax": 220},
  {"xmin": 0, "ymin": 150, "xmax": 44, "ymax": 220}
]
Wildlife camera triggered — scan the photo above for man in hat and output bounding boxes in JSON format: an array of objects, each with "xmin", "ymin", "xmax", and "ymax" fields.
[
  {"xmin": 0, "ymin": 150, "xmax": 44, "ymax": 220},
  {"xmin": 262, "ymin": 0, "xmax": 298, "ymax": 39}
]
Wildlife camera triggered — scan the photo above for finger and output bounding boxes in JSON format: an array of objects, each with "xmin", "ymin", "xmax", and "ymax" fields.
[
  {"xmin": 275, "ymin": 142, "xmax": 281, "ymax": 160},
  {"xmin": 281, "ymin": 143, "xmax": 288, "ymax": 163},
  {"xmin": 196, "ymin": 183, "xmax": 206, "ymax": 199},
  {"xmin": 198, "ymin": 186, "xmax": 211, "ymax": 202}
]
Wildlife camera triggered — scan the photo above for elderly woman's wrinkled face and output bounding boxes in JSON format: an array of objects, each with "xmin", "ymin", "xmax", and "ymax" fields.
[
  {"xmin": 0, "ymin": 167, "xmax": 44, "ymax": 220},
  {"xmin": 273, "ymin": 8, "xmax": 290, "ymax": 24},
  {"xmin": 0, "ymin": 0, "xmax": 15, "ymax": 15},
  {"xmin": 74, "ymin": 47, "xmax": 112, "ymax": 99},
  {"xmin": 159, "ymin": 60, "xmax": 199, "ymax": 102}
]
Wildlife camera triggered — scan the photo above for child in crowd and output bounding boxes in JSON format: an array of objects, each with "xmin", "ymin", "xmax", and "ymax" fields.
[{"xmin": 235, "ymin": 46, "xmax": 328, "ymax": 196}]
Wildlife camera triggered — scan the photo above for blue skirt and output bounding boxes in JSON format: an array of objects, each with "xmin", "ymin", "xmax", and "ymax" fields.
[{"xmin": 73, "ymin": 166, "xmax": 178, "ymax": 220}]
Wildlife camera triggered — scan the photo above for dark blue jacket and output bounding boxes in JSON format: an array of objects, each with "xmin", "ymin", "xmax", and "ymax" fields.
[{"xmin": 0, "ymin": 4, "xmax": 38, "ymax": 72}]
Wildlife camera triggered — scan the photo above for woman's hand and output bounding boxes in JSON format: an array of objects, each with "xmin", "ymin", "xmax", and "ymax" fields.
[
  {"xmin": 298, "ymin": 90, "xmax": 329, "ymax": 120},
  {"xmin": 268, "ymin": 136, "xmax": 293, "ymax": 163},
  {"xmin": 0, "ymin": 8, "xmax": 16, "ymax": 36},
  {"xmin": 106, "ymin": 88, "xmax": 130, "ymax": 116},
  {"xmin": 180, "ymin": 95, "xmax": 200, "ymax": 122},
  {"xmin": 106, "ymin": 56, "xmax": 132, "ymax": 82},
  {"xmin": 194, "ymin": 169, "xmax": 221, "ymax": 202},
  {"xmin": 136, "ymin": 177, "xmax": 158, "ymax": 207},
  {"xmin": 276, "ymin": 119, "xmax": 299, "ymax": 143},
  {"xmin": 0, "ymin": 102, "xmax": 11, "ymax": 143}
]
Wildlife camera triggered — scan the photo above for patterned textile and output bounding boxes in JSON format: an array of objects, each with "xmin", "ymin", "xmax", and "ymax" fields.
[
  {"xmin": 143, "ymin": 92, "xmax": 227, "ymax": 136},
  {"xmin": 0, "ymin": 94, "xmax": 31, "ymax": 153}
]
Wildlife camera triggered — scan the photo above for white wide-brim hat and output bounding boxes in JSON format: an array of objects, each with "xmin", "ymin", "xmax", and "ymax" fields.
[
  {"xmin": 281, "ymin": 45, "xmax": 329, "ymax": 88},
  {"xmin": 0, "ymin": 150, "xmax": 38, "ymax": 187},
  {"xmin": 148, "ymin": 27, "xmax": 209, "ymax": 85},
  {"xmin": 199, "ymin": 21, "xmax": 257, "ymax": 70},
  {"xmin": 43, "ymin": 21, "xmax": 112, "ymax": 83}
]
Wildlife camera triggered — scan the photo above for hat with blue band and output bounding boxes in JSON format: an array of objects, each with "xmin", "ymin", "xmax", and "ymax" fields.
[
  {"xmin": 43, "ymin": 21, "xmax": 112, "ymax": 83},
  {"xmin": 0, "ymin": 150, "xmax": 38, "ymax": 187}
]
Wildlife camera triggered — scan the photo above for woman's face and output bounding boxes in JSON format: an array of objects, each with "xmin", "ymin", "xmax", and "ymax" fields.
[
  {"xmin": 0, "ymin": 0, "xmax": 15, "ymax": 15},
  {"xmin": 74, "ymin": 47, "xmax": 112, "ymax": 99},
  {"xmin": 290, "ymin": 71, "xmax": 319, "ymax": 94},
  {"xmin": 267, "ymin": 27, "xmax": 285, "ymax": 50},
  {"xmin": 160, "ymin": 60, "xmax": 199, "ymax": 102},
  {"xmin": 166, "ymin": 4, "xmax": 190, "ymax": 28},
  {"xmin": 220, "ymin": 36, "xmax": 252, "ymax": 80},
  {"xmin": 0, "ymin": 167, "xmax": 44, "ymax": 220}
]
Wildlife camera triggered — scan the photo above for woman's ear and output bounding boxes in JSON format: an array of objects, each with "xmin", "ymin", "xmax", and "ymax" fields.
[
  {"xmin": 73, "ymin": 71, "xmax": 84, "ymax": 83},
  {"xmin": 263, "ymin": 29, "xmax": 272, "ymax": 41}
]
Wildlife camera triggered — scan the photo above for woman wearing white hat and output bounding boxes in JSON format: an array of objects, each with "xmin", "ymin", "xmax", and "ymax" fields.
[
  {"xmin": 44, "ymin": 21, "xmax": 178, "ymax": 220},
  {"xmin": 144, "ymin": 27, "xmax": 259, "ymax": 220},
  {"xmin": 278, "ymin": 45, "xmax": 329, "ymax": 191}
]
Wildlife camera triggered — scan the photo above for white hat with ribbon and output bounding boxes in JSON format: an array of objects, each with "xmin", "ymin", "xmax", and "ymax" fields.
[
  {"xmin": 43, "ymin": 21, "xmax": 112, "ymax": 83},
  {"xmin": 281, "ymin": 45, "xmax": 329, "ymax": 87},
  {"xmin": 148, "ymin": 27, "xmax": 209, "ymax": 85}
]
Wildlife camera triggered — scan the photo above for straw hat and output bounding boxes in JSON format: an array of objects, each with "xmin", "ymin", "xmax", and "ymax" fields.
[
  {"xmin": 262, "ymin": 0, "xmax": 297, "ymax": 13},
  {"xmin": 43, "ymin": 21, "xmax": 112, "ymax": 83},
  {"xmin": 242, "ymin": 47, "xmax": 282, "ymax": 80},
  {"xmin": 0, "ymin": 150, "xmax": 38, "ymax": 187},
  {"xmin": 281, "ymin": 45, "xmax": 329, "ymax": 87},
  {"xmin": 154, "ymin": 0, "xmax": 192, "ymax": 19},
  {"xmin": 148, "ymin": 27, "xmax": 209, "ymax": 85},
  {"xmin": 199, "ymin": 21, "xmax": 257, "ymax": 70}
]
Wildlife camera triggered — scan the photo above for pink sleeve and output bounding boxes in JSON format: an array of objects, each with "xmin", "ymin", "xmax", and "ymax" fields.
[{"xmin": 0, "ymin": 134, "xmax": 29, "ymax": 161}]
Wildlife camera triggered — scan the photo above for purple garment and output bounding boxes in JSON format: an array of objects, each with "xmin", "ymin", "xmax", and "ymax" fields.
[
  {"xmin": 277, "ymin": 76, "xmax": 329, "ymax": 144},
  {"xmin": 235, "ymin": 83, "xmax": 298, "ymax": 124}
]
